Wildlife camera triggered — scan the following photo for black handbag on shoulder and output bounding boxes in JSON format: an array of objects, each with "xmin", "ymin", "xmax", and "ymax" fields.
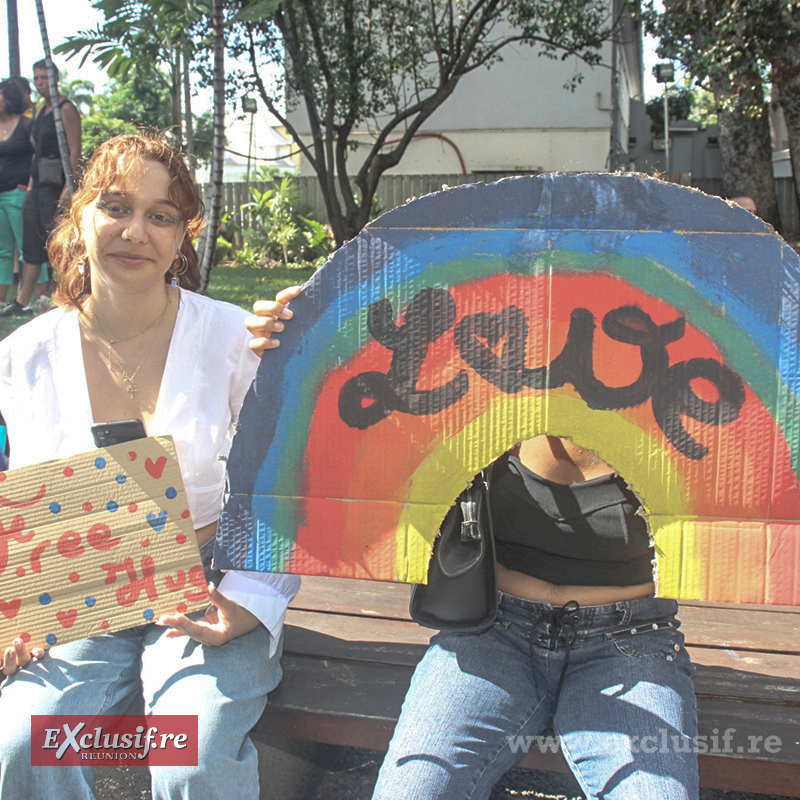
[
  {"xmin": 36, "ymin": 156, "xmax": 64, "ymax": 188},
  {"xmin": 409, "ymin": 467, "xmax": 498, "ymax": 633}
]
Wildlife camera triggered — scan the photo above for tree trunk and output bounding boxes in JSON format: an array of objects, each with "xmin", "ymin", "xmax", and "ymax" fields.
[
  {"xmin": 771, "ymin": 23, "xmax": 800, "ymax": 234},
  {"xmin": 33, "ymin": 0, "xmax": 75, "ymax": 195},
  {"xmin": 199, "ymin": 0, "xmax": 225, "ymax": 291},
  {"xmin": 712, "ymin": 76, "xmax": 781, "ymax": 231},
  {"xmin": 181, "ymin": 35, "xmax": 195, "ymax": 173},
  {"xmin": 7, "ymin": 0, "xmax": 20, "ymax": 76},
  {"xmin": 170, "ymin": 48, "xmax": 182, "ymax": 148}
]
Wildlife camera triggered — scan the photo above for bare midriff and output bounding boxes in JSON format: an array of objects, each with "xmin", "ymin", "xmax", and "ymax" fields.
[{"xmin": 496, "ymin": 436, "xmax": 655, "ymax": 606}]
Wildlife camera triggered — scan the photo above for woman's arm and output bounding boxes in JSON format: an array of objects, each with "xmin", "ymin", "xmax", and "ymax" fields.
[
  {"xmin": 59, "ymin": 101, "xmax": 81, "ymax": 201},
  {"xmin": 155, "ymin": 287, "xmax": 304, "ymax": 645}
]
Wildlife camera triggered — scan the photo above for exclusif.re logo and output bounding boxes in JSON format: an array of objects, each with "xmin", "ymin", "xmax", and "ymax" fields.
[{"xmin": 31, "ymin": 715, "xmax": 198, "ymax": 766}]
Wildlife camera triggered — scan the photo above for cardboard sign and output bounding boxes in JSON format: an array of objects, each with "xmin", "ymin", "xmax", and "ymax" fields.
[
  {"xmin": 0, "ymin": 436, "xmax": 207, "ymax": 650},
  {"xmin": 216, "ymin": 173, "xmax": 800, "ymax": 605}
]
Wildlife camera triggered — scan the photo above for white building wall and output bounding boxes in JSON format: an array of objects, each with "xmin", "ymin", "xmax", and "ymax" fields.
[
  {"xmin": 290, "ymin": 4, "xmax": 641, "ymax": 177},
  {"xmin": 339, "ymin": 129, "xmax": 611, "ymax": 176}
]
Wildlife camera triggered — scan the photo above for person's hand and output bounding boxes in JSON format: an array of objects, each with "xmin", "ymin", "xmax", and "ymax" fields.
[
  {"xmin": 2, "ymin": 639, "xmax": 45, "ymax": 678},
  {"xmin": 155, "ymin": 584, "xmax": 260, "ymax": 646},
  {"xmin": 246, "ymin": 285, "xmax": 301, "ymax": 357}
]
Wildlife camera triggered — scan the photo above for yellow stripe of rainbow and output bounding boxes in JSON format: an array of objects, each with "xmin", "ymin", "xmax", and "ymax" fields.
[{"xmin": 396, "ymin": 394, "xmax": 688, "ymax": 585}]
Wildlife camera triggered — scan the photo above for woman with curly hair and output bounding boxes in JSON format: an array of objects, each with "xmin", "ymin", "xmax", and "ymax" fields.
[{"xmin": 0, "ymin": 133, "xmax": 300, "ymax": 800}]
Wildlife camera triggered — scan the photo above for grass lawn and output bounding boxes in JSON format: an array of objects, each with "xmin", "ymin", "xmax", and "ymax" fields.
[
  {"xmin": 0, "ymin": 263, "xmax": 317, "ymax": 342},
  {"xmin": 206, "ymin": 263, "xmax": 316, "ymax": 310}
]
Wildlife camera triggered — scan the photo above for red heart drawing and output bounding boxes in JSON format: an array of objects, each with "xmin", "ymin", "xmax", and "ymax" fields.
[
  {"xmin": 0, "ymin": 597, "xmax": 22, "ymax": 620},
  {"xmin": 56, "ymin": 609, "xmax": 78, "ymax": 629},
  {"xmin": 128, "ymin": 451, "xmax": 138, "ymax": 461},
  {"xmin": 145, "ymin": 456, "xmax": 167, "ymax": 479}
]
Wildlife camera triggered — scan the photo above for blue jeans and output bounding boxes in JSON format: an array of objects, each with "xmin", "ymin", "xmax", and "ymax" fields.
[
  {"xmin": 373, "ymin": 593, "xmax": 698, "ymax": 800},
  {"xmin": 0, "ymin": 540, "xmax": 282, "ymax": 800},
  {"xmin": 0, "ymin": 189, "xmax": 45, "ymax": 286}
]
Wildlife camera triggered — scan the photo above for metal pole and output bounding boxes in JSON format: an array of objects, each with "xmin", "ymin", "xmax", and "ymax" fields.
[
  {"xmin": 610, "ymin": 31, "xmax": 619, "ymax": 171},
  {"xmin": 246, "ymin": 113, "xmax": 254, "ymax": 184},
  {"xmin": 664, "ymin": 89, "xmax": 670, "ymax": 178}
]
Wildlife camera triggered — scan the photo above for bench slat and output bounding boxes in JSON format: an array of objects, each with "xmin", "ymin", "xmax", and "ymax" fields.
[
  {"xmin": 290, "ymin": 578, "xmax": 800, "ymax": 654},
  {"xmin": 259, "ymin": 653, "xmax": 800, "ymax": 796},
  {"xmin": 678, "ymin": 605, "xmax": 800, "ymax": 654},
  {"xmin": 283, "ymin": 615, "xmax": 800, "ymax": 706},
  {"xmin": 270, "ymin": 579, "xmax": 800, "ymax": 796}
]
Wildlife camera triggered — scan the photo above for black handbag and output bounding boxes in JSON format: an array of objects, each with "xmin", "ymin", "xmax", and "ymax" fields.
[
  {"xmin": 409, "ymin": 467, "xmax": 498, "ymax": 633},
  {"xmin": 36, "ymin": 157, "xmax": 63, "ymax": 188}
]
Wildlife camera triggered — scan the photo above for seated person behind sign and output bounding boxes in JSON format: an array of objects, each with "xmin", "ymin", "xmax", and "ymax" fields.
[
  {"xmin": 371, "ymin": 435, "xmax": 699, "ymax": 800},
  {"xmin": 0, "ymin": 133, "xmax": 300, "ymax": 799},
  {"xmin": 723, "ymin": 190, "xmax": 757, "ymax": 215}
]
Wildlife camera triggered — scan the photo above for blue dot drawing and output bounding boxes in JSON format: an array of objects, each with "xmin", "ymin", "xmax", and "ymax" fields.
[
  {"xmin": 46, "ymin": 633, "xmax": 57, "ymax": 645},
  {"xmin": 165, "ymin": 487, "xmax": 177, "ymax": 499},
  {"xmin": 107, "ymin": 500, "xmax": 119, "ymax": 512},
  {"xmin": 115, "ymin": 474, "xmax": 127, "ymax": 485},
  {"xmin": 49, "ymin": 502, "xmax": 61, "ymax": 514},
  {"xmin": 95, "ymin": 457, "xmax": 106, "ymax": 469},
  {"xmin": 39, "ymin": 593, "xmax": 51, "ymax": 606},
  {"xmin": 85, "ymin": 597, "xmax": 96, "ymax": 607},
  {"xmin": 143, "ymin": 609, "xmax": 154, "ymax": 621}
]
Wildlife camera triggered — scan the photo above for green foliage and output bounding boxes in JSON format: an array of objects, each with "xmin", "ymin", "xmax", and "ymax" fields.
[
  {"xmin": 223, "ymin": 0, "xmax": 614, "ymax": 244},
  {"xmin": 645, "ymin": 85, "xmax": 696, "ymax": 138},
  {"xmin": 214, "ymin": 236, "xmax": 232, "ymax": 264},
  {"xmin": 233, "ymin": 239, "xmax": 265, "ymax": 269},
  {"xmin": 81, "ymin": 67, "xmax": 213, "ymax": 161},
  {"xmin": 57, "ymin": 77, "xmax": 96, "ymax": 114},
  {"xmin": 641, "ymin": 0, "xmax": 793, "ymax": 113},
  {"xmin": 691, "ymin": 88, "xmax": 719, "ymax": 129},
  {"xmin": 54, "ymin": 0, "xmax": 208, "ymax": 78},
  {"xmin": 240, "ymin": 175, "xmax": 334, "ymax": 268}
]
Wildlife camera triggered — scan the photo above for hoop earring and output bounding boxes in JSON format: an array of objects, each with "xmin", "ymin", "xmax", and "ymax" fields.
[
  {"xmin": 77, "ymin": 260, "xmax": 89, "ymax": 293},
  {"xmin": 170, "ymin": 252, "xmax": 189, "ymax": 287}
]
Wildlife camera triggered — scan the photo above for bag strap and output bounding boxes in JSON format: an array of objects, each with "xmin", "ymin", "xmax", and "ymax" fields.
[{"xmin": 459, "ymin": 463, "xmax": 494, "ymax": 543}]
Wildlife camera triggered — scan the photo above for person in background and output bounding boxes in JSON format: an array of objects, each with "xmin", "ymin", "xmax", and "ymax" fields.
[
  {"xmin": 1, "ymin": 60, "xmax": 81, "ymax": 317},
  {"xmin": 724, "ymin": 190, "xmax": 757, "ymax": 215},
  {"xmin": 0, "ymin": 79, "xmax": 35, "ymax": 307},
  {"xmin": 8, "ymin": 76, "xmax": 36, "ymax": 120}
]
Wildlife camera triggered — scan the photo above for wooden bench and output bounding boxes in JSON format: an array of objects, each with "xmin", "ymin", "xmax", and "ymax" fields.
[{"xmin": 253, "ymin": 576, "xmax": 800, "ymax": 797}]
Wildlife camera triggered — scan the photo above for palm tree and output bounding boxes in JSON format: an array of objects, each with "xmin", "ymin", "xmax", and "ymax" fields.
[
  {"xmin": 198, "ymin": 0, "xmax": 225, "ymax": 290},
  {"xmin": 7, "ymin": 0, "xmax": 20, "ymax": 76},
  {"xmin": 33, "ymin": 0, "xmax": 75, "ymax": 194}
]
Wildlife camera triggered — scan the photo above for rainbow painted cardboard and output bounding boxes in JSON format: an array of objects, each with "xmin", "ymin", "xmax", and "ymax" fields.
[
  {"xmin": 216, "ymin": 174, "xmax": 800, "ymax": 605},
  {"xmin": 0, "ymin": 436, "xmax": 207, "ymax": 650}
]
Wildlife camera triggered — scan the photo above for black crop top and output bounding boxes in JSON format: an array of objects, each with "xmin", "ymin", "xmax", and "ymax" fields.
[
  {"xmin": 492, "ymin": 453, "xmax": 654, "ymax": 586},
  {"xmin": 0, "ymin": 117, "xmax": 33, "ymax": 193}
]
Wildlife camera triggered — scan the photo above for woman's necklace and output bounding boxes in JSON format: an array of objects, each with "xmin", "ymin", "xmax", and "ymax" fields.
[{"xmin": 88, "ymin": 293, "xmax": 171, "ymax": 399}]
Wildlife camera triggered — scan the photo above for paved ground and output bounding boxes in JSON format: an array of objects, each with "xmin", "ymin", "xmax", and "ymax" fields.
[{"xmin": 95, "ymin": 744, "xmax": 799, "ymax": 799}]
